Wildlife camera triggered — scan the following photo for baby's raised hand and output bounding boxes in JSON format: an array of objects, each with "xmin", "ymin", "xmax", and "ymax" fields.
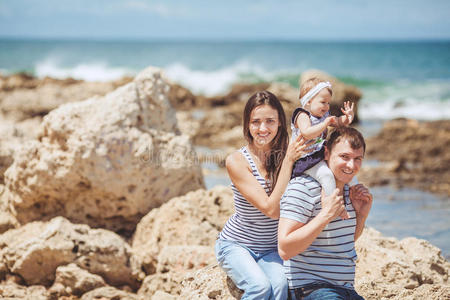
[{"xmin": 341, "ymin": 101, "xmax": 355, "ymax": 125}]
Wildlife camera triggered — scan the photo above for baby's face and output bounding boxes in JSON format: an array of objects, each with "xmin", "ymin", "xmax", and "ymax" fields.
[{"xmin": 308, "ymin": 88, "xmax": 331, "ymax": 118}]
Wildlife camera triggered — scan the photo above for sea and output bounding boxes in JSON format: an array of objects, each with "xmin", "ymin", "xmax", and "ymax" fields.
[
  {"xmin": 1, "ymin": 39, "xmax": 450, "ymax": 121},
  {"xmin": 1, "ymin": 39, "xmax": 450, "ymax": 257}
]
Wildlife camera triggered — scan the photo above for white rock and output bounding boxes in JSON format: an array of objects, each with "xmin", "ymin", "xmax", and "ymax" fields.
[{"xmin": 3, "ymin": 67, "xmax": 204, "ymax": 233}]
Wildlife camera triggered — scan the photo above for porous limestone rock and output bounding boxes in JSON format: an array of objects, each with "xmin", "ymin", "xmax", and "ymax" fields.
[
  {"xmin": 151, "ymin": 290, "xmax": 177, "ymax": 300},
  {"xmin": 131, "ymin": 186, "xmax": 233, "ymax": 279},
  {"xmin": 80, "ymin": 286, "xmax": 138, "ymax": 300},
  {"xmin": 0, "ymin": 119, "xmax": 41, "ymax": 184},
  {"xmin": 3, "ymin": 66, "xmax": 204, "ymax": 233},
  {"xmin": 0, "ymin": 281, "xmax": 49, "ymax": 300},
  {"xmin": 181, "ymin": 264, "xmax": 242, "ymax": 300},
  {"xmin": 355, "ymin": 227, "xmax": 450, "ymax": 299},
  {"xmin": 49, "ymin": 263, "xmax": 106, "ymax": 297},
  {"xmin": 0, "ymin": 74, "xmax": 131, "ymax": 122},
  {"xmin": 361, "ymin": 119, "xmax": 450, "ymax": 196},
  {"xmin": 0, "ymin": 185, "xmax": 18, "ymax": 234},
  {"xmin": 137, "ymin": 273, "xmax": 181, "ymax": 299},
  {"xmin": 137, "ymin": 245, "xmax": 216, "ymax": 298},
  {"xmin": 0, "ymin": 216, "xmax": 139, "ymax": 288}
]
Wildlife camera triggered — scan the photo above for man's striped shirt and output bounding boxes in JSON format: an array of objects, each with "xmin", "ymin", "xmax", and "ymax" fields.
[{"xmin": 280, "ymin": 174, "xmax": 357, "ymax": 290}]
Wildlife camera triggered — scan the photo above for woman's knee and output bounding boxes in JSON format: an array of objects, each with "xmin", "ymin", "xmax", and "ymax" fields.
[
  {"xmin": 271, "ymin": 273, "xmax": 288, "ymax": 290},
  {"xmin": 245, "ymin": 277, "xmax": 272, "ymax": 298}
]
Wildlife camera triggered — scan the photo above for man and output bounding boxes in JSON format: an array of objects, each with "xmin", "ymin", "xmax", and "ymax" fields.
[{"xmin": 278, "ymin": 126, "xmax": 373, "ymax": 300}]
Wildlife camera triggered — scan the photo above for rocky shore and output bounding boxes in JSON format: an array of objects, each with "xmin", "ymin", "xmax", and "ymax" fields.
[
  {"xmin": 360, "ymin": 119, "xmax": 450, "ymax": 196},
  {"xmin": 0, "ymin": 69, "xmax": 448, "ymax": 299}
]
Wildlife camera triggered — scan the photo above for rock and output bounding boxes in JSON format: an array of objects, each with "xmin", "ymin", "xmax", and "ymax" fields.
[
  {"xmin": 0, "ymin": 73, "xmax": 133, "ymax": 122},
  {"xmin": 0, "ymin": 185, "xmax": 18, "ymax": 234},
  {"xmin": 156, "ymin": 245, "xmax": 215, "ymax": 274},
  {"xmin": 0, "ymin": 72, "xmax": 43, "ymax": 91},
  {"xmin": 0, "ymin": 81, "xmax": 115, "ymax": 122},
  {"xmin": 176, "ymin": 111, "xmax": 201, "ymax": 138},
  {"xmin": 360, "ymin": 119, "xmax": 450, "ymax": 196},
  {"xmin": 180, "ymin": 264, "xmax": 242, "ymax": 300},
  {"xmin": 2, "ymin": 66, "xmax": 204, "ymax": 234},
  {"xmin": 168, "ymin": 83, "xmax": 199, "ymax": 110},
  {"xmin": 151, "ymin": 290, "xmax": 177, "ymax": 300},
  {"xmin": 0, "ymin": 119, "xmax": 38, "ymax": 182},
  {"xmin": 49, "ymin": 263, "xmax": 106, "ymax": 297},
  {"xmin": 300, "ymin": 69, "xmax": 362, "ymax": 123},
  {"xmin": 0, "ymin": 216, "xmax": 139, "ymax": 288},
  {"xmin": 0, "ymin": 210, "xmax": 17, "ymax": 235},
  {"xmin": 389, "ymin": 284, "xmax": 450, "ymax": 300},
  {"xmin": 137, "ymin": 273, "xmax": 182, "ymax": 299},
  {"xmin": 193, "ymin": 108, "xmax": 242, "ymax": 148},
  {"xmin": 80, "ymin": 286, "xmax": 138, "ymax": 300},
  {"xmin": 355, "ymin": 228, "xmax": 450, "ymax": 299},
  {"xmin": 180, "ymin": 228, "xmax": 450, "ymax": 300},
  {"xmin": 0, "ymin": 281, "xmax": 49, "ymax": 300},
  {"xmin": 131, "ymin": 186, "xmax": 234, "ymax": 279},
  {"xmin": 137, "ymin": 245, "xmax": 216, "ymax": 298}
]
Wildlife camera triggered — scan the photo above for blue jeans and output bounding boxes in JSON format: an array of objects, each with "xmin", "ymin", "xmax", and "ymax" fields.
[
  {"xmin": 288, "ymin": 284, "xmax": 364, "ymax": 300},
  {"xmin": 215, "ymin": 239, "xmax": 288, "ymax": 300}
]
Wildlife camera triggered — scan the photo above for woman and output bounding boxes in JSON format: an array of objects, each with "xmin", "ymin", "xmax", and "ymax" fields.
[{"xmin": 215, "ymin": 91, "xmax": 309, "ymax": 300}]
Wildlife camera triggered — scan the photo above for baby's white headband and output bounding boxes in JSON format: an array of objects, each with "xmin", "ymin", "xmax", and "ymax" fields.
[{"xmin": 300, "ymin": 81, "xmax": 332, "ymax": 107}]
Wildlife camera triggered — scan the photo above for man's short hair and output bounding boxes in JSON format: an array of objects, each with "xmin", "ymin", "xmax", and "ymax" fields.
[{"xmin": 327, "ymin": 126, "xmax": 366, "ymax": 154}]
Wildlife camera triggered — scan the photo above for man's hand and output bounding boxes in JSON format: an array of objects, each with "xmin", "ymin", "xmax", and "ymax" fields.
[{"xmin": 349, "ymin": 184, "xmax": 372, "ymax": 219}]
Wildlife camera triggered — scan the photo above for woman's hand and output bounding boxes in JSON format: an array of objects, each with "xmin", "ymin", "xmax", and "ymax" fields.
[
  {"xmin": 319, "ymin": 188, "xmax": 346, "ymax": 222},
  {"xmin": 285, "ymin": 135, "xmax": 313, "ymax": 164},
  {"xmin": 326, "ymin": 116, "xmax": 338, "ymax": 127},
  {"xmin": 349, "ymin": 184, "xmax": 373, "ymax": 219}
]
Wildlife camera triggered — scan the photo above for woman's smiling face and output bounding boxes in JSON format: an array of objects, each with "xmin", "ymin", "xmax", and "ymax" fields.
[
  {"xmin": 249, "ymin": 104, "xmax": 280, "ymax": 148},
  {"xmin": 325, "ymin": 138, "xmax": 364, "ymax": 186}
]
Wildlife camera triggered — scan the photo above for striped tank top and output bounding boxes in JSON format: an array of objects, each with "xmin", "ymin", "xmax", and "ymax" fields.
[{"xmin": 218, "ymin": 146, "xmax": 279, "ymax": 253}]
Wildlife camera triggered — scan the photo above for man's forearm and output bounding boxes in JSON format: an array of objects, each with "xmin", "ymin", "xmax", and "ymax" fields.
[
  {"xmin": 354, "ymin": 215, "xmax": 367, "ymax": 241},
  {"xmin": 278, "ymin": 211, "xmax": 331, "ymax": 260}
]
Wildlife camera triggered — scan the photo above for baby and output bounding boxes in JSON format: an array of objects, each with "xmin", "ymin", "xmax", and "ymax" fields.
[{"xmin": 291, "ymin": 77, "xmax": 355, "ymax": 217}]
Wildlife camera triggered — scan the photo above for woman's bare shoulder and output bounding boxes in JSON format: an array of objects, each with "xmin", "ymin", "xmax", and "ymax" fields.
[{"xmin": 225, "ymin": 150, "xmax": 249, "ymax": 172}]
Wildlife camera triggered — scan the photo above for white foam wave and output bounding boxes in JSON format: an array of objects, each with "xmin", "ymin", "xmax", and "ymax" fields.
[
  {"xmin": 30, "ymin": 57, "xmax": 450, "ymax": 120},
  {"xmin": 360, "ymin": 80, "xmax": 450, "ymax": 120},
  {"xmin": 360, "ymin": 100, "xmax": 450, "ymax": 121},
  {"xmin": 164, "ymin": 61, "xmax": 273, "ymax": 96},
  {"xmin": 34, "ymin": 57, "xmax": 134, "ymax": 82}
]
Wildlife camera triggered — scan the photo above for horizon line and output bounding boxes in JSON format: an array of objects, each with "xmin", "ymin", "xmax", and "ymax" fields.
[{"xmin": 1, "ymin": 36, "xmax": 450, "ymax": 43}]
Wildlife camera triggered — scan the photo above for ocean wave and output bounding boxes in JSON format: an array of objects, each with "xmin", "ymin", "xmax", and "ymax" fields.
[
  {"xmin": 360, "ymin": 100, "xmax": 450, "ymax": 121},
  {"xmin": 164, "ymin": 60, "xmax": 276, "ymax": 96},
  {"xmin": 34, "ymin": 57, "xmax": 135, "ymax": 82},
  {"xmin": 27, "ymin": 58, "xmax": 450, "ymax": 120},
  {"xmin": 360, "ymin": 79, "xmax": 450, "ymax": 120}
]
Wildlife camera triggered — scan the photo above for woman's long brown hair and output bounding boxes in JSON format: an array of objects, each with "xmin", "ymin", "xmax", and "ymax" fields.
[{"xmin": 243, "ymin": 91, "xmax": 289, "ymax": 193}]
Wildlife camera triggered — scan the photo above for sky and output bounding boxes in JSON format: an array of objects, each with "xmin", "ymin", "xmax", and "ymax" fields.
[{"xmin": 0, "ymin": 0, "xmax": 449, "ymax": 40}]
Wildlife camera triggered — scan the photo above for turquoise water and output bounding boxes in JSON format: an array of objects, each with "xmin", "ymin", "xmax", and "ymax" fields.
[
  {"xmin": 367, "ymin": 186, "xmax": 449, "ymax": 259},
  {"xmin": 1, "ymin": 39, "xmax": 450, "ymax": 120}
]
